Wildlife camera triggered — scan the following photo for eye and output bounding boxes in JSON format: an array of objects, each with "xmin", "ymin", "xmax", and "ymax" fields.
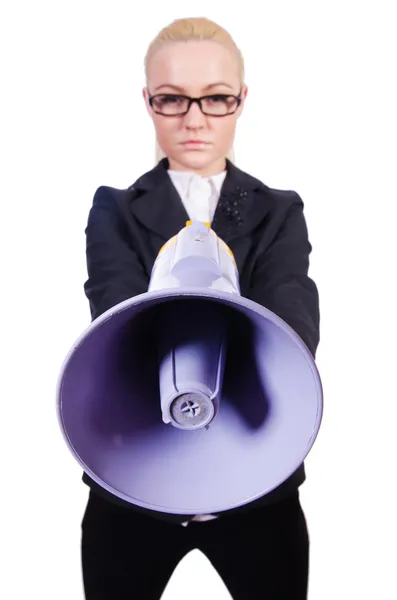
[
  {"xmin": 207, "ymin": 94, "xmax": 229, "ymax": 103},
  {"xmin": 157, "ymin": 94, "xmax": 184, "ymax": 104}
]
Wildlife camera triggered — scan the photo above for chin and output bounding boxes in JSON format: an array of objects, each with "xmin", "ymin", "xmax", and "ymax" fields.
[{"xmin": 171, "ymin": 150, "xmax": 225, "ymax": 173}]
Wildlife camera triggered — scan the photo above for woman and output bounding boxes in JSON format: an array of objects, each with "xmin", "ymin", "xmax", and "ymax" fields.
[{"xmin": 81, "ymin": 16, "xmax": 320, "ymax": 600}]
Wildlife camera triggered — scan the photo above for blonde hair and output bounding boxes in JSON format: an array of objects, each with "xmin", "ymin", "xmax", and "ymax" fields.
[{"xmin": 144, "ymin": 17, "xmax": 245, "ymax": 165}]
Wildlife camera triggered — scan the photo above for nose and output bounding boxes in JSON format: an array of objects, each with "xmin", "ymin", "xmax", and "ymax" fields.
[{"xmin": 183, "ymin": 101, "xmax": 206, "ymax": 128}]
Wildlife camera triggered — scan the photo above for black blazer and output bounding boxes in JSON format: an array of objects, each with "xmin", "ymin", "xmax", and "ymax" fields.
[{"xmin": 82, "ymin": 157, "xmax": 320, "ymax": 524}]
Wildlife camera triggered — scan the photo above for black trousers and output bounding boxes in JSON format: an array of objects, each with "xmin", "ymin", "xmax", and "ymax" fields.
[{"xmin": 81, "ymin": 490, "xmax": 309, "ymax": 599}]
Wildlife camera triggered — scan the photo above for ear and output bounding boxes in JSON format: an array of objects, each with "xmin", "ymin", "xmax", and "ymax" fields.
[
  {"xmin": 142, "ymin": 86, "xmax": 152, "ymax": 116},
  {"xmin": 237, "ymin": 85, "xmax": 248, "ymax": 118},
  {"xmin": 240, "ymin": 85, "xmax": 248, "ymax": 104}
]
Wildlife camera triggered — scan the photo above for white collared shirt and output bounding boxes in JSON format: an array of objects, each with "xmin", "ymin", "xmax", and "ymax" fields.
[{"xmin": 168, "ymin": 168, "xmax": 227, "ymax": 223}]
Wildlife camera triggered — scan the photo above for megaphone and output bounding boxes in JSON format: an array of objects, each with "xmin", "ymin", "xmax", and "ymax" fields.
[{"xmin": 57, "ymin": 221, "xmax": 323, "ymax": 516}]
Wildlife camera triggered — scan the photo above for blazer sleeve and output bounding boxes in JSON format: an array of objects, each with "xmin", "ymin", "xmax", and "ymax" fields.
[
  {"xmin": 83, "ymin": 186, "xmax": 149, "ymax": 321},
  {"xmin": 248, "ymin": 193, "xmax": 320, "ymax": 358}
]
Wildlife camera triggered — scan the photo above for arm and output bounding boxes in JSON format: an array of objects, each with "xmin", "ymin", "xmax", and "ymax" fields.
[
  {"xmin": 83, "ymin": 186, "xmax": 149, "ymax": 321},
  {"xmin": 248, "ymin": 193, "xmax": 320, "ymax": 358}
]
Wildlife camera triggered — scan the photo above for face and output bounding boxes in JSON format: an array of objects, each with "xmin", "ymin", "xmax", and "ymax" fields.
[{"xmin": 143, "ymin": 40, "xmax": 248, "ymax": 177}]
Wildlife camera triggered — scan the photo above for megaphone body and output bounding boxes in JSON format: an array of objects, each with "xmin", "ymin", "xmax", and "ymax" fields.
[{"xmin": 57, "ymin": 221, "xmax": 323, "ymax": 516}]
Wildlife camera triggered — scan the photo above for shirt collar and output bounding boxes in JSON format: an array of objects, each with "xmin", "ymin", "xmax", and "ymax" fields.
[{"xmin": 167, "ymin": 169, "xmax": 227, "ymax": 199}]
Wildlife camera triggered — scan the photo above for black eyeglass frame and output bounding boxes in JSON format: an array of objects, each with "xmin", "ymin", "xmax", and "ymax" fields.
[{"xmin": 148, "ymin": 88, "xmax": 243, "ymax": 117}]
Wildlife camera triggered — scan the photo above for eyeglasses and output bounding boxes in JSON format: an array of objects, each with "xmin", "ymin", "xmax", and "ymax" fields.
[{"xmin": 148, "ymin": 89, "xmax": 242, "ymax": 117}]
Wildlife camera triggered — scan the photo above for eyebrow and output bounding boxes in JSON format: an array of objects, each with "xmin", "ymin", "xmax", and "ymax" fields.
[{"xmin": 153, "ymin": 82, "xmax": 235, "ymax": 93}]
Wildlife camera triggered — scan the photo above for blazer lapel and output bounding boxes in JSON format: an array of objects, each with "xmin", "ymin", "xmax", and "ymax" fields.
[
  {"xmin": 128, "ymin": 160, "xmax": 190, "ymax": 241},
  {"xmin": 211, "ymin": 161, "xmax": 269, "ymax": 244},
  {"xmin": 128, "ymin": 157, "xmax": 271, "ymax": 245}
]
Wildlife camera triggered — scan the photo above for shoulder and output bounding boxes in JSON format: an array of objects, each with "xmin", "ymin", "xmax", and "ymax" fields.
[
  {"xmin": 233, "ymin": 163, "xmax": 304, "ymax": 213},
  {"xmin": 260, "ymin": 184, "xmax": 304, "ymax": 218},
  {"xmin": 90, "ymin": 184, "xmax": 138, "ymax": 211},
  {"xmin": 232, "ymin": 166, "xmax": 309, "ymax": 241}
]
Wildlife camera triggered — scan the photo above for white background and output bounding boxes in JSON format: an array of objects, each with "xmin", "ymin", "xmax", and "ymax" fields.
[{"xmin": 1, "ymin": 1, "xmax": 396, "ymax": 598}]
